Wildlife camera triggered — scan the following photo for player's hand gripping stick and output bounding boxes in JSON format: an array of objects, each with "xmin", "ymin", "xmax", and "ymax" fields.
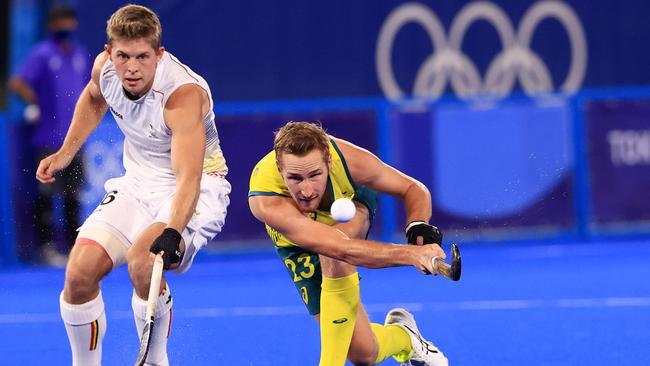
[
  {"xmin": 432, "ymin": 243, "xmax": 462, "ymax": 281},
  {"xmin": 406, "ymin": 221, "xmax": 462, "ymax": 281},
  {"xmin": 150, "ymin": 228, "xmax": 183, "ymax": 270}
]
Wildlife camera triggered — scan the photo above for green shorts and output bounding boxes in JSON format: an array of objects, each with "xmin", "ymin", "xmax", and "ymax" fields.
[
  {"xmin": 275, "ymin": 186, "xmax": 378, "ymax": 315},
  {"xmin": 275, "ymin": 245, "xmax": 323, "ymax": 315}
]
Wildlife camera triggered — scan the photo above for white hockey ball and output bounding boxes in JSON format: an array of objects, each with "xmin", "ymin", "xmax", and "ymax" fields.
[{"xmin": 331, "ymin": 198, "xmax": 356, "ymax": 223}]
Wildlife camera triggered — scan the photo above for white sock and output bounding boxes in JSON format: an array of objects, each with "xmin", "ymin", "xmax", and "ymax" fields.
[
  {"xmin": 132, "ymin": 283, "xmax": 173, "ymax": 366},
  {"xmin": 60, "ymin": 291, "xmax": 107, "ymax": 366}
]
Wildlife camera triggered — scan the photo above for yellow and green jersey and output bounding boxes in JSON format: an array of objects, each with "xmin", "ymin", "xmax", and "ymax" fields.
[{"xmin": 248, "ymin": 138, "xmax": 358, "ymax": 248}]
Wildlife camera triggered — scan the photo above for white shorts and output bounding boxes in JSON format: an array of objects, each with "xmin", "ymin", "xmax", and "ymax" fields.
[{"xmin": 78, "ymin": 173, "xmax": 231, "ymax": 273}]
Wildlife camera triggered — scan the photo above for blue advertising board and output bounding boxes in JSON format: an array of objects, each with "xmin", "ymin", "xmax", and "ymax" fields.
[
  {"xmin": 390, "ymin": 99, "xmax": 575, "ymax": 240},
  {"xmin": 585, "ymin": 99, "xmax": 650, "ymax": 232}
]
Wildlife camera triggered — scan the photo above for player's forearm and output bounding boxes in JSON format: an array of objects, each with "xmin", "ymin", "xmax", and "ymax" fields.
[
  {"xmin": 166, "ymin": 175, "xmax": 201, "ymax": 233},
  {"xmin": 402, "ymin": 180, "xmax": 433, "ymax": 224},
  {"xmin": 331, "ymin": 239, "xmax": 416, "ymax": 269},
  {"xmin": 8, "ymin": 77, "xmax": 37, "ymax": 104},
  {"xmin": 59, "ymin": 89, "xmax": 107, "ymax": 157}
]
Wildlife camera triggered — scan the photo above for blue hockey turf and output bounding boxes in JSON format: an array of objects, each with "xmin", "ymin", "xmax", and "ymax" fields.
[{"xmin": 1, "ymin": 239, "xmax": 649, "ymax": 365}]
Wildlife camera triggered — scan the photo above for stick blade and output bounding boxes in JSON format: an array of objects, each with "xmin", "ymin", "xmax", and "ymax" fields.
[
  {"xmin": 449, "ymin": 243, "xmax": 462, "ymax": 281},
  {"xmin": 134, "ymin": 318, "xmax": 154, "ymax": 365}
]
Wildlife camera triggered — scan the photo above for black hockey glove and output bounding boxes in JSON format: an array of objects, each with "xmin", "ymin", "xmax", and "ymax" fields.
[
  {"xmin": 150, "ymin": 228, "xmax": 183, "ymax": 270},
  {"xmin": 405, "ymin": 221, "xmax": 443, "ymax": 246}
]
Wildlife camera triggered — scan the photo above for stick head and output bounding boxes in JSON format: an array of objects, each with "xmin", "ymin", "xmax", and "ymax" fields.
[
  {"xmin": 449, "ymin": 243, "xmax": 462, "ymax": 281},
  {"xmin": 134, "ymin": 319, "xmax": 154, "ymax": 366}
]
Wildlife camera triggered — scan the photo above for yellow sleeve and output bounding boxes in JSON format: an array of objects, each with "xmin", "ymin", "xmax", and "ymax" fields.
[{"xmin": 249, "ymin": 151, "xmax": 290, "ymax": 197}]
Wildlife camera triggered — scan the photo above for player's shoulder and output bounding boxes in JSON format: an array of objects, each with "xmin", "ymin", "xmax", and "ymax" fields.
[
  {"xmin": 330, "ymin": 136, "xmax": 372, "ymax": 160},
  {"xmin": 249, "ymin": 150, "xmax": 288, "ymax": 195},
  {"xmin": 93, "ymin": 51, "xmax": 110, "ymax": 69},
  {"xmin": 157, "ymin": 51, "xmax": 210, "ymax": 97},
  {"xmin": 330, "ymin": 136, "xmax": 381, "ymax": 184},
  {"xmin": 26, "ymin": 40, "xmax": 56, "ymax": 62},
  {"xmin": 251, "ymin": 151, "xmax": 278, "ymax": 176},
  {"xmin": 91, "ymin": 51, "xmax": 110, "ymax": 84},
  {"xmin": 159, "ymin": 52, "xmax": 205, "ymax": 83}
]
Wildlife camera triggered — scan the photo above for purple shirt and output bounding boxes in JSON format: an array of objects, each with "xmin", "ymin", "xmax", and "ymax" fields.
[{"xmin": 17, "ymin": 37, "xmax": 91, "ymax": 149}]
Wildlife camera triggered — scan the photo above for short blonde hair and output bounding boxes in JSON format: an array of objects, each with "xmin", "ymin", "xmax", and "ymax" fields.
[
  {"xmin": 274, "ymin": 122, "xmax": 330, "ymax": 168},
  {"xmin": 106, "ymin": 4, "xmax": 162, "ymax": 49}
]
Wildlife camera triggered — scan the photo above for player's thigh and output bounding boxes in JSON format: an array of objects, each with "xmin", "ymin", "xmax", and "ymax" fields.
[
  {"xmin": 277, "ymin": 245, "xmax": 322, "ymax": 316},
  {"xmin": 128, "ymin": 222, "xmax": 173, "ymax": 257},
  {"xmin": 80, "ymin": 178, "xmax": 155, "ymax": 267},
  {"xmin": 126, "ymin": 222, "xmax": 187, "ymax": 267},
  {"xmin": 67, "ymin": 240, "xmax": 113, "ymax": 281}
]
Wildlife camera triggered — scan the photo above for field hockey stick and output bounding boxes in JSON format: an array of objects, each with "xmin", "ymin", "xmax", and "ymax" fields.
[
  {"xmin": 432, "ymin": 243, "xmax": 462, "ymax": 281},
  {"xmin": 134, "ymin": 252, "xmax": 164, "ymax": 366}
]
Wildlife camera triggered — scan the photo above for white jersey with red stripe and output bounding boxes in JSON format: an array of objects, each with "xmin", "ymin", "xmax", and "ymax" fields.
[{"xmin": 99, "ymin": 51, "xmax": 227, "ymax": 186}]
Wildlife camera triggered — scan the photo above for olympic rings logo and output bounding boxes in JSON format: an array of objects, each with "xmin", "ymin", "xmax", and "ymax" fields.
[{"xmin": 376, "ymin": 1, "xmax": 587, "ymax": 100}]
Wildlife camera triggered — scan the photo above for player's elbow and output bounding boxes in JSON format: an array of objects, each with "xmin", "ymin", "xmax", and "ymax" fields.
[
  {"xmin": 8, "ymin": 76, "xmax": 20, "ymax": 92},
  {"xmin": 331, "ymin": 247, "xmax": 351, "ymax": 263},
  {"xmin": 8, "ymin": 76, "xmax": 28, "ymax": 95},
  {"xmin": 248, "ymin": 197, "xmax": 273, "ymax": 224},
  {"xmin": 400, "ymin": 178, "xmax": 431, "ymax": 203}
]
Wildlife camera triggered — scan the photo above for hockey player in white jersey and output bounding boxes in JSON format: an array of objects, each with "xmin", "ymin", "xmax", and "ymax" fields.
[{"xmin": 35, "ymin": 5, "xmax": 230, "ymax": 365}]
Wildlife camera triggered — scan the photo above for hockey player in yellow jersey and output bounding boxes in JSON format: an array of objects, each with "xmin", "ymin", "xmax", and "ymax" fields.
[{"xmin": 249, "ymin": 121, "xmax": 449, "ymax": 366}]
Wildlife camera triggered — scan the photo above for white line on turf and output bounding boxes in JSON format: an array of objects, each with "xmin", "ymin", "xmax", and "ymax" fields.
[{"xmin": 2, "ymin": 296, "xmax": 649, "ymax": 324}]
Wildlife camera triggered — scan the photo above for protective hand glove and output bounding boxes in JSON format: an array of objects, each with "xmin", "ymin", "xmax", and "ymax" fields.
[
  {"xmin": 405, "ymin": 221, "xmax": 443, "ymax": 246},
  {"xmin": 150, "ymin": 228, "xmax": 183, "ymax": 270}
]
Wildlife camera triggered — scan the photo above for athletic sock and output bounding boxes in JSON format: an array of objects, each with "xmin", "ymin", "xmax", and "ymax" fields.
[
  {"xmin": 318, "ymin": 272, "xmax": 360, "ymax": 366},
  {"xmin": 132, "ymin": 283, "xmax": 173, "ymax": 366},
  {"xmin": 371, "ymin": 323, "xmax": 413, "ymax": 364},
  {"xmin": 60, "ymin": 291, "xmax": 106, "ymax": 366}
]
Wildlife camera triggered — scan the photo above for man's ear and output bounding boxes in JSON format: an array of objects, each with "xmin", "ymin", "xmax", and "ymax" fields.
[
  {"xmin": 157, "ymin": 46, "xmax": 165, "ymax": 61},
  {"xmin": 104, "ymin": 44, "xmax": 111, "ymax": 55}
]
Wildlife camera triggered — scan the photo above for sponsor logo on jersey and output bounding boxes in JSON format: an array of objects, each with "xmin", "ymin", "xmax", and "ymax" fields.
[{"xmin": 109, "ymin": 105, "xmax": 123, "ymax": 120}]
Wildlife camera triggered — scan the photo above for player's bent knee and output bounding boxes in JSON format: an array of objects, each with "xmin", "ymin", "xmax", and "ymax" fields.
[
  {"xmin": 127, "ymin": 252, "xmax": 155, "ymax": 293},
  {"xmin": 127, "ymin": 253, "xmax": 151, "ymax": 278},
  {"xmin": 63, "ymin": 265, "xmax": 100, "ymax": 303}
]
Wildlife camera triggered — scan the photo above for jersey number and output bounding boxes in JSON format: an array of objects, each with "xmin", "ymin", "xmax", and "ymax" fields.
[
  {"xmin": 300, "ymin": 286, "xmax": 309, "ymax": 304},
  {"xmin": 284, "ymin": 254, "xmax": 316, "ymax": 282},
  {"xmin": 100, "ymin": 190, "xmax": 118, "ymax": 205}
]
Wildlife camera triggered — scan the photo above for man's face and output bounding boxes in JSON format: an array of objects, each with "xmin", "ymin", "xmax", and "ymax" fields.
[
  {"xmin": 279, "ymin": 149, "xmax": 331, "ymax": 213},
  {"xmin": 106, "ymin": 38, "xmax": 163, "ymax": 98},
  {"xmin": 48, "ymin": 16, "xmax": 78, "ymax": 42},
  {"xmin": 49, "ymin": 17, "xmax": 77, "ymax": 33}
]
